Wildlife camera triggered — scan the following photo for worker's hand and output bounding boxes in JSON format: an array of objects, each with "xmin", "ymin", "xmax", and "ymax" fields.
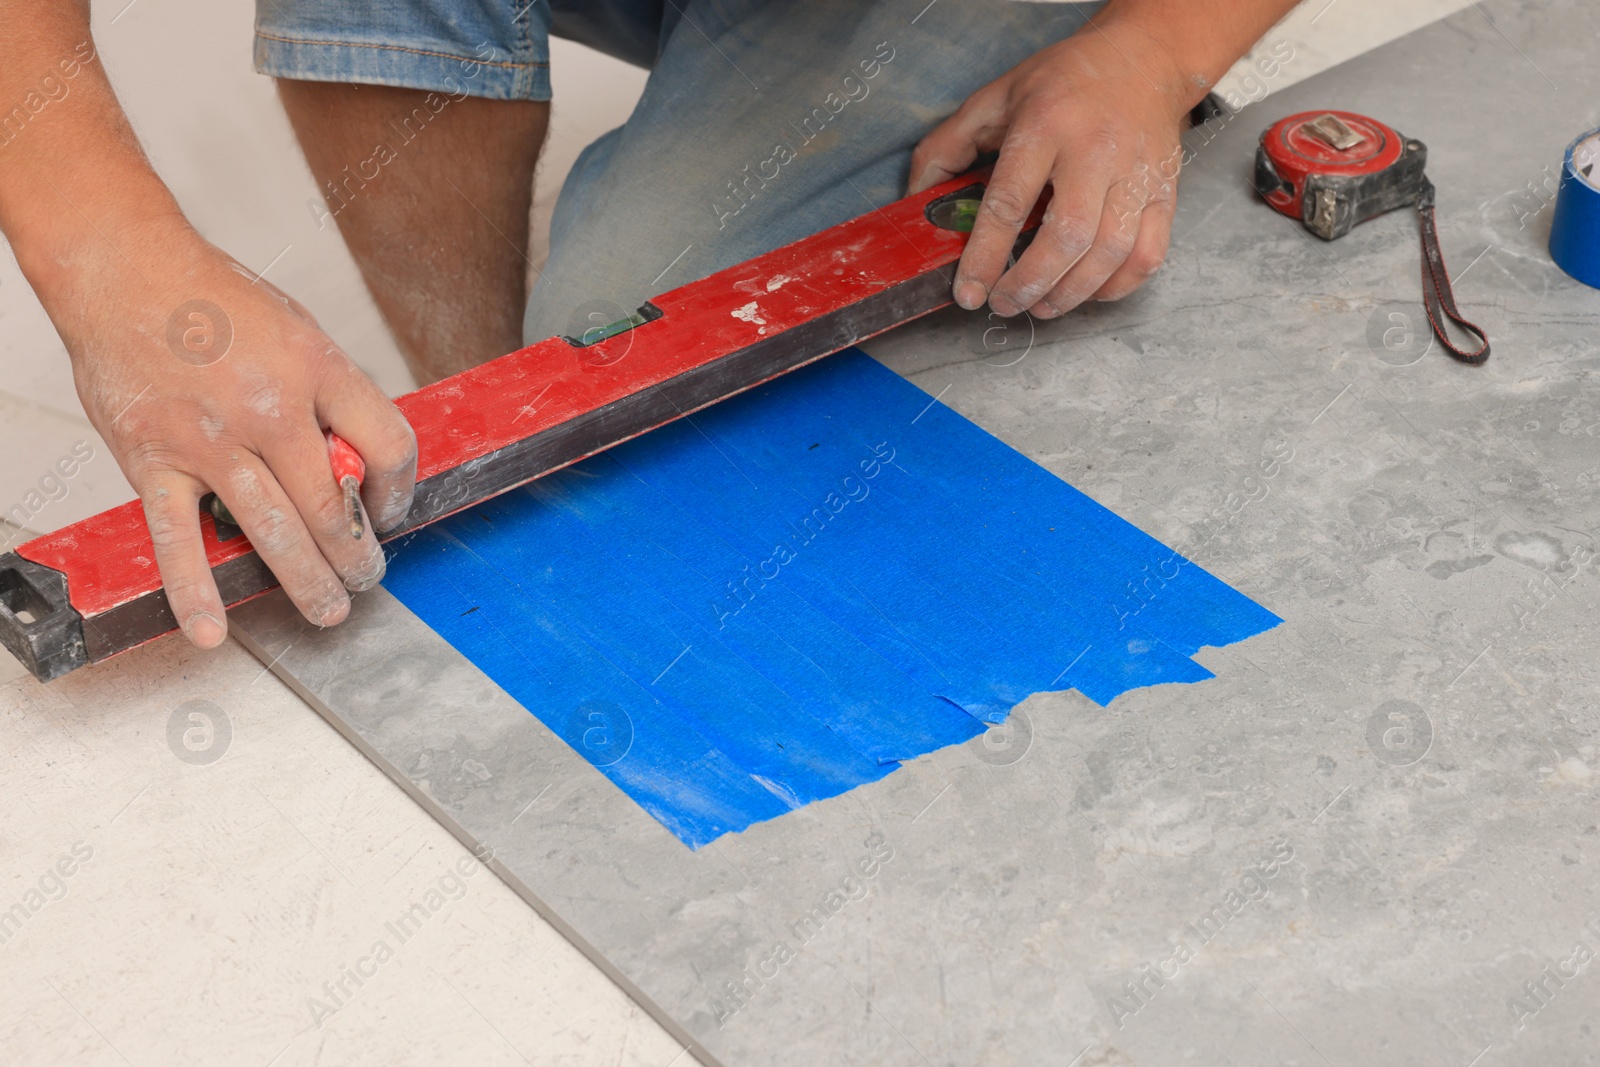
[
  {"xmin": 909, "ymin": 22, "xmax": 1193, "ymax": 319},
  {"xmin": 63, "ymin": 222, "xmax": 417, "ymax": 648}
]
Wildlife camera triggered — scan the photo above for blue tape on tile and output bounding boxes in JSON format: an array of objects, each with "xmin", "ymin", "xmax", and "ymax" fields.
[{"xmin": 382, "ymin": 349, "xmax": 1279, "ymax": 848}]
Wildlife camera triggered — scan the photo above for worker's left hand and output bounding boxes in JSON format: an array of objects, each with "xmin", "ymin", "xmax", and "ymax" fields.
[{"xmin": 909, "ymin": 22, "xmax": 1194, "ymax": 319}]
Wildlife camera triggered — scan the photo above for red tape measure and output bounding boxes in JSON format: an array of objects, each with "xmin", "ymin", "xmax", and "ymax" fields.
[{"xmin": 1256, "ymin": 110, "xmax": 1489, "ymax": 365}]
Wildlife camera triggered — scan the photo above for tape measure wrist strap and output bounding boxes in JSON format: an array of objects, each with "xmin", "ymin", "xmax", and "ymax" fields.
[{"xmin": 1415, "ymin": 181, "xmax": 1490, "ymax": 365}]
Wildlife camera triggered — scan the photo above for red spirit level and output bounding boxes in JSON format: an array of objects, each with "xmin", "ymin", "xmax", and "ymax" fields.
[
  {"xmin": 0, "ymin": 172, "xmax": 1034, "ymax": 682},
  {"xmin": 1255, "ymin": 109, "xmax": 1489, "ymax": 364}
]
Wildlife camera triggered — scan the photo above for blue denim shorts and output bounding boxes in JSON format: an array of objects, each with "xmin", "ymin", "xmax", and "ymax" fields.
[
  {"xmin": 254, "ymin": 0, "xmax": 683, "ymax": 100},
  {"xmin": 254, "ymin": 0, "xmax": 1100, "ymax": 344}
]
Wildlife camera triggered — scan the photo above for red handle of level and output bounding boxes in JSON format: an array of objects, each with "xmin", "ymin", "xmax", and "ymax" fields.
[{"xmin": 325, "ymin": 431, "xmax": 365, "ymax": 487}]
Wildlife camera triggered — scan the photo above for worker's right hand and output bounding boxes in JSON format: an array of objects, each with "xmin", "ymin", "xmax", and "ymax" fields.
[{"xmin": 61, "ymin": 221, "xmax": 417, "ymax": 648}]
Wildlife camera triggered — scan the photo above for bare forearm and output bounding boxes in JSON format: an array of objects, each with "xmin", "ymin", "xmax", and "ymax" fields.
[
  {"xmin": 0, "ymin": 2, "xmax": 416, "ymax": 646},
  {"xmin": 1089, "ymin": 0, "xmax": 1303, "ymax": 111},
  {"xmin": 0, "ymin": 1, "xmax": 186, "ymax": 304}
]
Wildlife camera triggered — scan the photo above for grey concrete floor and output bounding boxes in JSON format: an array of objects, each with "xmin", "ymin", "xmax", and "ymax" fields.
[{"xmin": 226, "ymin": 2, "xmax": 1600, "ymax": 1063}]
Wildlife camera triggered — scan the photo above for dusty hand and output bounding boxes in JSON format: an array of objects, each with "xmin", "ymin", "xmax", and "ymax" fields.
[
  {"xmin": 63, "ymin": 222, "xmax": 417, "ymax": 647},
  {"xmin": 910, "ymin": 23, "xmax": 1195, "ymax": 319}
]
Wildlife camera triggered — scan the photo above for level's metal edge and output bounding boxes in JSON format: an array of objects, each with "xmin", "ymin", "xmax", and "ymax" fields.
[{"xmin": 81, "ymin": 550, "xmax": 278, "ymax": 666}]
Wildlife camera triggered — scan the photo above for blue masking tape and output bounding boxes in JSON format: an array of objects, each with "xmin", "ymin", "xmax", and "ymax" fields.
[
  {"xmin": 1550, "ymin": 128, "xmax": 1600, "ymax": 289},
  {"xmin": 383, "ymin": 349, "xmax": 1280, "ymax": 848},
  {"xmin": 523, "ymin": 465, "xmax": 987, "ymax": 764},
  {"xmin": 382, "ymin": 531, "xmax": 801, "ymax": 845},
  {"xmin": 659, "ymin": 358, "xmax": 1275, "ymax": 704}
]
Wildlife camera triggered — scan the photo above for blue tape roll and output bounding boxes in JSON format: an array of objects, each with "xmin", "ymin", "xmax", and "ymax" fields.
[{"xmin": 1549, "ymin": 129, "xmax": 1600, "ymax": 289}]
